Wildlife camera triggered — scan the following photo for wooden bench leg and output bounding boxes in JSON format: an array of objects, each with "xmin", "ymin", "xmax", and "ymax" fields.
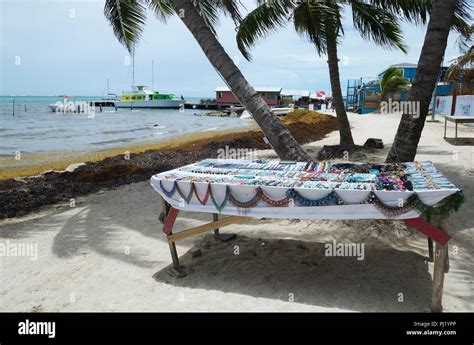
[{"xmin": 431, "ymin": 242, "xmax": 447, "ymax": 312}]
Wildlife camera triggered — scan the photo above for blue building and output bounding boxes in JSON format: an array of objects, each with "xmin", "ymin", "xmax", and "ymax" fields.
[
  {"xmin": 378, "ymin": 62, "xmax": 418, "ymax": 82},
  {"xmin": 346, "ymin": 62, "xmax": 451, "ymax": 113}
]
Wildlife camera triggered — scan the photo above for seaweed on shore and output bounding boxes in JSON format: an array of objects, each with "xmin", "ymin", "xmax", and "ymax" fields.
[{"xmin": 0, "ymin": 111, "xmax": 338, "ymax": 219}]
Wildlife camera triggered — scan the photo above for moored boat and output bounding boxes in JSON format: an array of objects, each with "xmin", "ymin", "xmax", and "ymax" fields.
[{"xmin": 115, "ymin": 86, "xmax": 184, "ymax": 109}]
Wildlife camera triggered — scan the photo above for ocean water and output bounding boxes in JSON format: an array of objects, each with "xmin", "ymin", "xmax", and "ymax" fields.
[{"xmin": 0, "ymin": 96, "xmax": 251, "ymax": 156}]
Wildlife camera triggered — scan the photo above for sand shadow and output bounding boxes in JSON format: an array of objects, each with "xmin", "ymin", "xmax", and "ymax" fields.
[
  {"xmin": 50, "ymin": 183, "xmax": 219, "ymax": 268},
  {"xmin": 153, "ymin": 234, "xmax": 433, "ymax": 312}
]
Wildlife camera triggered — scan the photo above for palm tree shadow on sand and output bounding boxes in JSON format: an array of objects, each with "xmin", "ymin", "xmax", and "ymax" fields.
[{"xmin": 153, "ymin": 234, "xmax": 433, "ymax": 312}]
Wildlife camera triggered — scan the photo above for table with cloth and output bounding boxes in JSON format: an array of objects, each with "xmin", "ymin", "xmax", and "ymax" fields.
[{"xmin": 150, "ymin": 159, "xmax": 464, "ymax": 312}]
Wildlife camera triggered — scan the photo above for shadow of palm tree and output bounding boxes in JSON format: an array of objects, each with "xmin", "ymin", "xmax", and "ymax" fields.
[{"xmin": 50, "ymin": 182, "xmax": 219, "ymax": 268}]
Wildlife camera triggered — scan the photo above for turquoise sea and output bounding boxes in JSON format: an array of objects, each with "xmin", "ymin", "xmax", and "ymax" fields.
[{"xmin": 0, "ymin": 96, "xmax": 250, "ymax": 156}]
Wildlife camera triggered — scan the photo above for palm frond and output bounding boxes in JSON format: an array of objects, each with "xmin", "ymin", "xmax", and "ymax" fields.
[
  {"xmin": 193, "ymin": 0, "xmax": 221, "ymax": 35},
  {"xmin": 351, "ymin": 1, "xmax": 407, "ymax": 53},
  {"xmin": 456, "ymin": 24, "xmax": 473, "ymax": 53},
  {"xmin": 236, "ymin": 0, "xmax": 296, "ymax": 61},
  {"xmin": 379, "ymin": 67, "xmax": 410, "ymax": 98},
  {"xmin": 365, "ymin": 0, "xmax": 429, "ymax": 25},
  {"xmin": 293, "ymin": 1, "xmax": 342, "ymax": 56},
  {"xmin": 446, "ymin": 46, "xmax": 474, "ymax": 81},
  {"xmin": 147, "ymin": 0, "xmax": 174, "ymax": 23},
  {"xmin": 451, "ymin": 0, "xmax": 473, "ymax": 38},
  {"xmin": 219, "ymin": 0, "xmax": 243, "ymax": 25},
  {"xmin": 104, "ymin": 0, "xmax": 148, "ymax": 53}
]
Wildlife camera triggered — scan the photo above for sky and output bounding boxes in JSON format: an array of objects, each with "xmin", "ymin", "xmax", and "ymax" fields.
[{"xmin": 0, "ymin": 0, "xmax": 465, "ymax": 98}]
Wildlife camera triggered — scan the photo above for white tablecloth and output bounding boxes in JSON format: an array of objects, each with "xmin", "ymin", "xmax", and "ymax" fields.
[{"xmin": 150, "ymin": 159, "xmax": 460, "ymax": 220}]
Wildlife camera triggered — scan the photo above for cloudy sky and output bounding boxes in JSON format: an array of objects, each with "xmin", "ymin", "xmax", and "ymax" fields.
[{"xmin": 0, "ymin": 0, "xmax": 464, "ymax": 97}]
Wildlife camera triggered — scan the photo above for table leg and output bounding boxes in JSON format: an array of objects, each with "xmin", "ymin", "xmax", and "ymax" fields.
[
  {"xmin": 444, "ymin": 117, "xmax": 447, "ymax": 138},
  {"xmin": 444, "ymin": 244, "xmax": 450, "ymax": 274},
  {"xmin": 162, "ymin": 207, "xmax": 186, "ymax": 278},
  {"xmin": 213, "ymin": 213, "xmax": 237, "ymax": 242},
  {"xmin": 455, "ymin": 122, "xmax": 458, "ymax": 145},
  {"xmin": 158, "ymin": 197, "xmax": 171, "ymax": 224},
  {"xmin": 169, "ymin": 242, "xmax": 180, "ymax": 269},
  {"xmin": 428, "ymin": 238, "xmax": 434, "ymax": 262},
  {"xmin": 431, "ymin": 242, "xmax": 447, "ymax": 312},
  {"xmin": 213, "ymin": 213, "xmax": 219, "ymax": 237}
]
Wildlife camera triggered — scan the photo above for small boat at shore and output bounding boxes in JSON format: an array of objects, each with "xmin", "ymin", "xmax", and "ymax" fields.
[
  {"xmin": 240, "ymin": 107, "xmax": 293, "ymax": 119},
  {"xmin": 115, "ymin": 86, "xmax": 184, "ymax": 109}
]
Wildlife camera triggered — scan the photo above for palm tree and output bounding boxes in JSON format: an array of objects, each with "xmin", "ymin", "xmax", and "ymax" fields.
[
  {"xmin": 386, "ymin": 0, "xmax": 472, "ymax": 162},
  {"xmin": 237, "ymin": 0, "xmax": 419, "ymax": 149},
  {"xmin": 379, "ymin": 67, "xmax": 410, "ymax": 101},
  {"xmin": 104, "ymin": 0, "xmax": 310, "ymax": 161}
]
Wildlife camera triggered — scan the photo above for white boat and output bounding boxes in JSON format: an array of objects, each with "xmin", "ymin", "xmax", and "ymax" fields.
[
  {"xmin": 272, "ymin": 107, "xmax": 293, "ymax": 116},
  {"xmin": 115, "ymin": 86, "xmax": 184, "ymax": 109},
  {"xmin": 240, "ymin": 107, "xmax": 293, "ymax": 119}
]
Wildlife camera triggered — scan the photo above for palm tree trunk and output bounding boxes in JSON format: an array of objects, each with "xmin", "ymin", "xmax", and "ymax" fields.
[
  {"xmin": 171, "ymin": 0, "xmax": 310, "ymax": 161},
  {"xmin": 386, "ymin": 0, "xmax": 457, "ymax": 163},
  {"xmin": 326, "ymin": 32, "xmax": 355, "ymax": 147}
]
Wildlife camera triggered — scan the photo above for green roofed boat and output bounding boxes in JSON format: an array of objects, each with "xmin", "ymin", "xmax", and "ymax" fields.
[{"xmin": 115, "ymin": 86, "xmax": 184, "ymax": 109}]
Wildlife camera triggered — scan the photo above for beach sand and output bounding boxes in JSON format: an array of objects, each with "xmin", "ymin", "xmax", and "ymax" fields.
[{"xmin": 1, "ymin": 111, "xmax": 473, "ymax": 312}]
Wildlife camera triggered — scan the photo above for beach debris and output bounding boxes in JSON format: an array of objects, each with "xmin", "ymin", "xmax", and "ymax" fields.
[
  {"xmin": 364, "ymin": 138, "xmax": 384, "ymax": 149},
  {"xmin": 65, "ymin": 163, "xmax": 86, "ymax": 173}
]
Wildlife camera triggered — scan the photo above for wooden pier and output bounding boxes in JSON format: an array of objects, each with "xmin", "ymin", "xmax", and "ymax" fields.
[{"xmin": 90, "ymin": 100, "xmax": 117, "ymax": 112}]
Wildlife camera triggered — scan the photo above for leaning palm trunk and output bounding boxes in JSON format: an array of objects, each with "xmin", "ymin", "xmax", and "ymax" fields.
[
  {"xmin": 326, "ymin": 32, "xmax": 355, "ymax": 147},
  {"xmin": 386, "ymin": 0, "xmax": 458, "ymax": 163},
  {"xmin": 171, "ymin": 0, "xmax": 309, "ymax": 161}
]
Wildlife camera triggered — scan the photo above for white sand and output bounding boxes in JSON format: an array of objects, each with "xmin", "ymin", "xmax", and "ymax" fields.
[{"xmin": 1, "ymin": 112, "xmax": 473, "ymax": 312}]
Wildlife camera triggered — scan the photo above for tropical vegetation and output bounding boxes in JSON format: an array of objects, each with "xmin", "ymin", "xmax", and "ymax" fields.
[{"xmin": 379, "ymin": 67, "xmax": 410, "ymax": 101}]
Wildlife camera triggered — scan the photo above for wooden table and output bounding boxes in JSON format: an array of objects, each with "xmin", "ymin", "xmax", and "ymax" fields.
[
  {"xmin": 443, "ymin": 115, "xmax": 474, "ymax": 144},
  {"xmin": 159, "ymin": 201, "xmax": 451, "ymax": 313},
  {"xmin": 152, "ymin": 159, "xmax": 461, "ymax": 312}
]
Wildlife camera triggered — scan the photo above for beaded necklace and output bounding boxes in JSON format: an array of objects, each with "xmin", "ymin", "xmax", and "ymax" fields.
[
  {"xmin": 229, "ymin": 188, "xmax": 262, "ymax": 208},
  {"xmin": 192, "ymin": 183, "xmax": 211, "ymax": 205},
  {"xmin": 159, "ymin": 180, "xmax": 177, "ymax": 198},
  {"xmin": 210, "ymin": 185, "xmax": 230, "ymax": 212}
]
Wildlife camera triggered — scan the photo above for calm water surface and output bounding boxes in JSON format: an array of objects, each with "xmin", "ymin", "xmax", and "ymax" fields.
[{"xmin": 0, "ymin": 96, "xmax": 251, "ymax": 156}]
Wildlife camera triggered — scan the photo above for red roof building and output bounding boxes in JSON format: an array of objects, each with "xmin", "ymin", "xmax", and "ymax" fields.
[{"xmin": 215, "ymin": 87, "xmax": 282, "ymax": 106}]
